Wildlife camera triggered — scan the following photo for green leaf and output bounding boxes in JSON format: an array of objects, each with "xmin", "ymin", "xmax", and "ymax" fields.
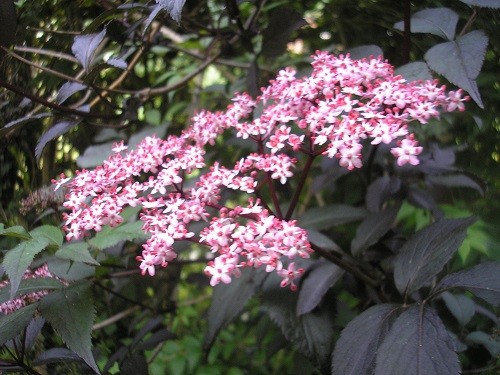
[
  {"xmin": 30, "ymin": 225, "xmax": 64, "ymax": 247},
  {"xmin": 298, "ymin": 205, "xmax": 367, "ymax": 231},
  {"xmin": 56, "ymin": 243, "xmax": 100, "ymax": 265},
  {"xmin": 436, "ymin": 262, "xmax": 500, "ymax": 306},
  {"xmin": 425, "ymin": 30, "xmax": 488, "ymax": 108},
  {"xmin": 0, "ymin": 277, "xmax": 64, "ymax": 304},
  {"xmin": 394, "ymin": 217, "xmax": 476, "ymax": 297},
  {"xmin": 261, "ymin": 271, "xmax": 335, "ymax": 373},
  {"xmin": 297, "ymin": 260, "xmax": 343, "ymax": 315},
  {"xmin": 204, "ymin": 268, "xmax": 267, "ymax": 350},
  {"xmin": 0, "ymin": 225, "xmax": 31, "ymax": 240},
  {"xmin": 394, "ymin": 8, "xmax": 459, "ymax": 40},
  {"xmin": 374, "ymin": 305, "xmax": 459, "ymax": 375},
  {"xmin": 39, "ymin": 280, "xmax": 99, "ymax": 374},
  {"xmin": 88, "ymin": 221, "xmax": 149, "ymax": 250},
  {"xmin": 441, "ymin": 292, "xmax": 475, "ymax": 326},
  {"xmin": 351, "ymin": 205, "xmax": 400, "ymax": 255},
  {"xmin": 332, "ymin": 304, "xmax": 401, "ymax": 375},
  {"xmin": 0, "ymin": 303, "xmax": 38, "ymax": 345},
  {"xmin": 3, "ymin": 236, "xmax": 50, "ymax": 298}
]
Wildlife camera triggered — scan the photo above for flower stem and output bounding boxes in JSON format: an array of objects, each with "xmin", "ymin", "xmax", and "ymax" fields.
[{"xmin": 285, "ymin": 154, "xmax": 315, "ymax": 220}]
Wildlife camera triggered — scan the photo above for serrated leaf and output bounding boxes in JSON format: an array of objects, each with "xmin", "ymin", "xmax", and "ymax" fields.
[
  {"xmin": 332, "ymin": 304, "xmax": 401, "ymax": 375},
  {"xmin": 262, "ymin": 8, "xmax": 307, "ymax": 58},
  {"xmin": 56, "ymin": 243, "xmax": 100, "ymax": 266},
  {"xmin": 39, "ymin": 280, "xmax": 99, "ymax": 374},
  {"xmin": 298, "ymin": 205, "xmax": 367, "ymax": 231},
  {"xmin": 29, "ymin": 225, "xmax": 64, "ymax": 247},
  {"xmin": 394, "ymin": 8, "xmax": 458, "ymax": 40},
  {"xmin": 346, "ymin": 45, "xmax": 383, "ymax": 59},
  {"xmin": 436, "ymin": 262, "xmax": 500, "ymax": 306},
  {"xmin": 0, "ymin": 278, "xmax": 64, "ymax": 304},
  {"xmin": 297, "ymin": 260, "xmax": 343, "ymax": 315},
  {"xmin": 351, "ymin": 205, "xmax": 400, "ymax": 255},
  {"xmin": 0, "ymin": 303, "xmax": 38, "ymax": 345},
  {"xmin": 394, "ymin": 217, "xmax": 476, "ymax": 297},
  {"xmin": 34, "ymin": 348, "xmax": 84, "ymax": 365},
  {"xmin": 57, "ymin": 82, "xmax": 87, "ymax": 104},
  {"xmin": 3, "ymin": 236, "xmax": 50, "ymax": 298},
  {"xmin": 0, "ymin": 113, "xmax": 53, "ymax": 138},
  {"xmin": 466, "ymin": 331, "xmax": 500, "ymax": 356},
  {"xmin": 155, "ymin": 0, "xmax": 187, "ymax": 23},
  {"xmin": 441, "ymin": 292, "xmax": 475, "ymax": 326},
  {"xmin": 425, "ymin": 30, "xmax": 488, "ymax": 108},
  {"xmin": 375, "ymin": 305, "xmax": 459, "ymax": 375},
  {"xmin": 23, "ymin": 316, "xmax": 45, "ymax": 351},
  {"xmin": 72, "ymin": 29, "xmax": 106, "ymax": 70},
  {"xmin": 36, "ymin": 121, "xmax": 80, "ymax": 161},
  {"xmin": 459, "ymin": 0, "xmax": 500, "ymax": 8},
  {"xmin": 0, "ymin": 225, "xmax": 31, "ymax": 240},
  {"xmin": 88, "ymin": 221, "xmax": 149, "ymax": 250},
  {"xmin": 47, "ymin": 258, "xmax": 96, "ymax": 281},
  {"xmin": 204, "ymin": 268, "xmax": 267, "ymax": 350},
  {"xmin": 395, "ymin": 62, "xmax": 433, "ymax": 82},
  {"xmin": 262, "ymin": 274, "xmax": 335, "ymax": 373}
]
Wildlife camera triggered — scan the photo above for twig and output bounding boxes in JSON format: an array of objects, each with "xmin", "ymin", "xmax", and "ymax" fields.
[
  {"xmin": 92, "ymin": 306, "xmax": 140, "ymax": 330},
  {"xmin": 13, "ymin": 45, "xmax": 79, "ymax": 63}
]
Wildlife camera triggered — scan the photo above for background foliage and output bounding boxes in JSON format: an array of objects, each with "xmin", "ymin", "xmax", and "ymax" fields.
[{"xmin": 0, "ymin": 0, "xmax": 499, "ymax": 374}]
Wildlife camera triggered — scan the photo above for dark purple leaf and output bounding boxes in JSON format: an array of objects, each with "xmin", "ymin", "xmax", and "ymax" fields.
[
  {"xmin": 427, "ymin": 173, "xmax": 485, "ymax": 195},
  {"xmin": 394, "ymin": 217, "xmax": 476, "ymax": 296},
  {"xmin": 395, "ymin": 62, "xmax": 433, "ymax": 82},
  {"xmin": 459, "ymin": 0, "xmax": 500, "ymax": 8},
  {"xmin": 332, "ymin": 304, "xmax": 401, "ymax": 375},
  {"xmin": 394, "ymin": 8, "xmax": 459, "ymax": 40},
  {"xmin": 436, "ymin": 262, "xmax": 500, "ymax": 307},
  {"xmin": 156, "ymin": 0, "xmax": 186, "ymax": 23},
  {"xmin": 306, "ymin": 230, "xmax": 342, "ymax": 253},
  {"xmin": 0, "ymin": 112, "xmax": 53, "ymax": 137},
  {"xmin": 136, "ymin": 329, "xmax": 176, "ymax": 350},
  {"xmin": 374, "ymin": 306, "xmax": 459, "ymax": 375},
  {"xmin": 261, "ymin": 270, "xmax": 335, "ymax": 373},
  {"xmin": 106, "ymin": 57, "xmax": 127, "ymax": 69},
  {"xmin": 466, "ymin": 331, "xmax": 500, "ymax": 356},
  {"xmin": 204, "ymin": 268, "xmax": 267, "ymax": 350},
  {"xmin": 57, "ymin": 82, "xmax": 87, "ymax": 104},
  {"xmin": 23, "ymin": 316, "xmax": 45, "ymax": 350},
  {"xmin": 36, "ymin": 121, "xmax": 80, "ymax": 161},
  {"xmin": 72, "ymin": 29, "xmax": 106, "ymax": 70},
  {"xmin": 351, "ymin": 205, "xmax": 400, "ymax": 255},
  {"xmin": 262, "ymin": 8, "xmax": 307, "ymax": 58},
  {"xmin": 297, "ymin": 260, "xmax": 343, "ymax": 315},
  {"xmin": 441, "ymin": 292, "xmax": 475, "ymax": 326},
  {"xmin": 0, "ymin": 0, "xmax": 17, "ymax": 48},
  {"xmin": 425, "ymin": 30, "xmax": 488, "ymax": 108},
  {"xmin": 366, "ymin": 176, "xmax": 401, "ymax": 213},
  {"xmin": 346, "ymin": 45, "xmax": 383, "ymax": 59},
  {"xmin": 298, "ymin": 205, "xmax": 368, "ymax": 231},
  {"xmin": 120, "ymin": 354, "xmax": 148, "ymax": 375},
  {"xmin": 131, "ymin": 315, "xmax": 163, "ymax": 348},
  {"xmin": 34, "ymin": 348, "xmax": 84, "ymax": 365},
  {"xmin": 407, "ymin": 186, "xmax": 438, "ymax": 211},
  {"xmin": 0, "ymin": 303, "xmax": 37, "ymax": 345},
  {"xmin": 39, "ymin": 280, "xmax": 99, "ymax": 374}
]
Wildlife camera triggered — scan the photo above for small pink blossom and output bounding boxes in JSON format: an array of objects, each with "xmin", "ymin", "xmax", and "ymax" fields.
[{"xmin": 55, "ymin": 52, "xmax": 468, "ymax": 290}]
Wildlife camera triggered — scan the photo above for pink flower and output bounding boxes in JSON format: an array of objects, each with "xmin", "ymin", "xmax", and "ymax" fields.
[{"xmin": 54, "ymin": 52, "xmax": 467, "ymax": 290}]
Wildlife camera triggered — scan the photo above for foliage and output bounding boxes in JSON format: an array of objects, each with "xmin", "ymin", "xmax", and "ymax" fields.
[{"xmin": 0, "ymin": 0, "xmax": 499, "ymax": 374}]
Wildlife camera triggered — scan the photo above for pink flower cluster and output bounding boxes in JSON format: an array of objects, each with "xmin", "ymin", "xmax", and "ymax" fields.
[
  {"xmin": 55, "ymin": 52, "xmax": 467, "ymax": 288},
  {"xmin": 0, "ymin": 264, "xmax": 59, "ymax": 315}
]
